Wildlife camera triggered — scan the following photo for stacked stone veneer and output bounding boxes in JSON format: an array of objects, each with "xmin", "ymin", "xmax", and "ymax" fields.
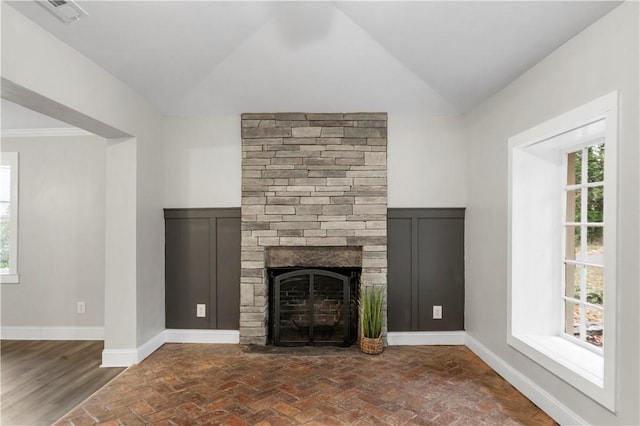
[{"xmin": 240, "ymin": 113, "xmax": 388, "ymax": 344}]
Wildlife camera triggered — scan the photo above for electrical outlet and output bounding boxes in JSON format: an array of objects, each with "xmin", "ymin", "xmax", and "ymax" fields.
[
  {"xmin": 433, "ymin": 305, "xmax": 442, "ymax": 320},
  {"xmin": 196, "ymin": 304, "xmax": 206, "ymax": 318},
  {"xmin": 77, "ymin": 301, "xmax": 86, "ymax": 314}
]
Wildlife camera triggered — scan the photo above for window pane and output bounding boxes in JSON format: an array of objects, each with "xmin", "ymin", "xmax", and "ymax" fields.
[
  {"xmin": 565, "ymin": 226, "xmax": 581, "ymax": 261},
  {"xmin": 586, "ymin": 307, "xmax": 603, "ymax": 348},
  {"xmin": 587, "ymin": 144, "xmax": 605, "ymax": 183},
  {"xmin": 586, "ymin": 266, "xmax": 604, "ymax": 306},
  {"xmin": 0, "ymin": 165, "xmax": 10, "ymax": 203},
  {"xmin": 565, "ymin": 189, "xmax": 581, "ymax": 222},
  {"xmin": 567, "ymin": 151, "xmax": 581, "ymax": 185},
  {"xmin": 587, "ymin": 186, "xmax": 604, "ymax": 223},
  {"xmin": 587, "ymin": 226, "xmax": 603, "ymax": 250},
  {"xmin": 564, "ymin": 264, "xmax": 582, "ymax": 299},
  {"xmin": 0, "ymin": 165, "xmax": 10, "ymax": 274},
  {"xmin": 0, "ymin": 209, "xmax": 9, "ymax": 273},
  {"xmin": 564, "ymin": 301, "xmax": 580, "ymax": 338}
]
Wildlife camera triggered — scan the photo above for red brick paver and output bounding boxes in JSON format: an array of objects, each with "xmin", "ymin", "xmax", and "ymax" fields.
[{"xmin": 55, "ymin": 344, "xmax": 556, "ymax": 425}]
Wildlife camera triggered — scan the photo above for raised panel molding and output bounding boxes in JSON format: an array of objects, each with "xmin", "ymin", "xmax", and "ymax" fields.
[
  {"xmin": 164, "ymin": 208, "xmax": 241, "ymax": 330},
  {"xmin": 387, "ymin": 208, "xmax": 465, "ymax": 332}
]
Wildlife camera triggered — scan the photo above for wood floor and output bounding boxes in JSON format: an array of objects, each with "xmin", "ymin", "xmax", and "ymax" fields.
[{"xmin": 1, "ymin": 340, "xmax": 125, "ymax": 426}]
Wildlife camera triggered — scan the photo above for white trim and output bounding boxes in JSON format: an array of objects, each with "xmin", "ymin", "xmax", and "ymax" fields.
[
  {"xmin": 101, "ymin": 349, "xmax": 138, "ymax": 368},
  {"xmin": 0, "ymin": 274, "xmax": 19, "ymax": 284},
  {"xmin": 1, "ymin": 127, "xmax": 92, "ymax": 138},
  {"xmin": 509, "ymin": 334, "xmax": 604, "ymax": 388},
  {"xmin": 0, "ymin": 326, "xmax": 104, "ymax": 340},
  {"xmin": 1, "ymin": 152, "xmax": 19, "ymax": 281},
  {"xmin": 100, "ymin": 329, "xmax": 241, "ymax": 367},
  {"xmin": 165, "ymin": 329, "xmax": 240, "ymax": 344},
  {"xmin": 465, "ymin": 334, "xmax": 588, "ymax": 426},
  {"xmin": 136, "ymin": 329, "xmax": 167, "ymax": 363},
  {"xmin": 101, "ymin": 329, "xmax": 165, "ymax": 367},
  {"xmin": 507, "ymin": 91, "xmax": 618, "ymax": 410},
  {"xmin": 387, "ymin": 331, "xmax": 465, "ymax": 346},
  {"xmin": 508, "ymin": 92, "xmax": 617, "ymax": 149}
]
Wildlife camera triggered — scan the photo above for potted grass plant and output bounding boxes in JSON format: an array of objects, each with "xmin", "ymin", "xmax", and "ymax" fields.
[{"xmin": 359, "ymin": 286, "xmax": 384, "ymax": 355}]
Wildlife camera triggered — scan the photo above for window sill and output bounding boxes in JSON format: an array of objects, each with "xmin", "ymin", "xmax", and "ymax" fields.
[
  {"xmin": 0, "ymin": 274, "xmax": 20, "ymax": 284},
  {"xmin": 509, "ymin": 333, "xmax": 614, "ymax": 411}
]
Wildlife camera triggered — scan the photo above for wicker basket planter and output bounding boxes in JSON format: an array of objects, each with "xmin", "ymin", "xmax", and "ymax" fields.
[{"xmin": 360, "ymin": 335, "xmax": 383, "ymax": 355}]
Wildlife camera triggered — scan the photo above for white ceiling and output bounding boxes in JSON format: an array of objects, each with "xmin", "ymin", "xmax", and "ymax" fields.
[{"xmin": 7, "ymin": 1, "xmax": 622, "ymax": 116}]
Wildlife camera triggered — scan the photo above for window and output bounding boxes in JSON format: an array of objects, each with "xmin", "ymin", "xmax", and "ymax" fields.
[
  {"xmin": 564, "ymin": 143, "xmax": 604, "ymax": 350},
  {"xmin": 0, "ymin": 152, "xmax": 19, "ymax": 283},
  {"xmin": 508, "ymin": 92, "xmax": 617, "ymax": 411}
]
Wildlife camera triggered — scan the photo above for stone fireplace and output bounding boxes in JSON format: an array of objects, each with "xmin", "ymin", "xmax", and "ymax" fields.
[{"xmin": 240, "ymin": 113, "xmax": 388, "ymax": 344}]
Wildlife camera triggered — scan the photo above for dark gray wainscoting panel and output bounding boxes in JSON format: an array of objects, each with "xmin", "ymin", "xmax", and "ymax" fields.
[
  {"xmin": 165, "ymin": 217, "xmax": 211, "ymax": 329},
  {"xmin": 164, "ymin": 208, "xmax": 241, "ymax": 329},
  {"xmin": 387, "ymin": 208, "xmax": 465, "ymax": 332},
  {"xmin": 387, "ymin": 216, "xmax": 413, "ymax": 331}
]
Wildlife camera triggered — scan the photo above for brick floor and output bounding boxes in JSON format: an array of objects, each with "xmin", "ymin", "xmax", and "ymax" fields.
[{"xmin": 55, "ymin": 344, "xmax": 557, "ymax": 425}]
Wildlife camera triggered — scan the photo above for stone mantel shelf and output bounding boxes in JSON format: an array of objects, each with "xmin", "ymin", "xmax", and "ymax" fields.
[{"xmin": 265, "ymin": 246, "xmax": 363, "ymax": 268}]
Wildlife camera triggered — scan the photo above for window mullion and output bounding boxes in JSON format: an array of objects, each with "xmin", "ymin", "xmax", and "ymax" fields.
[
  {"xmin": 561, "ymin": 152, "xmax": 572, "ymax": 338},
  {"xmin": 579, "ymin": 147, "xmax": 589, "ymax": 343},
  {"xmin": 564, "ymin": 181, "xmax": 604, "ymax": 191}
]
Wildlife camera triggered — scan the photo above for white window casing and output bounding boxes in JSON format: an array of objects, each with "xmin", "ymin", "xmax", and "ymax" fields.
[
  {"xmin": 0, "ymin": 152, "xmax": 19, "ymax": 284},
  {"xmin": 507, "ymin": 91, "xmax": 617, "ymax": 411}
]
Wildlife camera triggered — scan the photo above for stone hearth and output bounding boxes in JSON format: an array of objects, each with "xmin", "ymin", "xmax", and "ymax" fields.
[{"xmin": 240, "ymin": 113, "xmax": 388, "ymax": 344}]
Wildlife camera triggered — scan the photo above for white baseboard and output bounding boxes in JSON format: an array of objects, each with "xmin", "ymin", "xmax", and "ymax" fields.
[
  {"xmin": 101, "ymin": 329, "xmax": 165, "ymax": 367},
  {"xmin": 165, "ymin": 329, "xmax": 240, "ymax": 344},
  {"xmin": 0, "ymin": 326, "xmax": 104, "ymax": 340},
  {"xmin": 100, "ymin": 329, "xmax": 240, "ymax": 367},
  {"xmin": 387, "ymin": 331, "xmax": 466, "ymax": 345},
  {"xmin": 465, "ymin": 334, "xmax": 587, "ymax": 426},
  {"xmin": 101, "ymin": 349, "xmax": 138, "ymax": 367},
  {"xmin": 136, "ymin": 330, "xmax": 167, "ymax": 363}
]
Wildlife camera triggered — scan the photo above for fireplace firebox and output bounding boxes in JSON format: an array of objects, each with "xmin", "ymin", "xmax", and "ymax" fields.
[{"xmin": 268, "ymin": 268, "xmax": 359, "ymax": 347}]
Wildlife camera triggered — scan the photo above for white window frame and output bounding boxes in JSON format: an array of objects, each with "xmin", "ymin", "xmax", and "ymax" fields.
[
  {"xmin": 507, "ymin": 92, "xmax": 617, "ymax": 411},
  {"xmin": 562, "ymin": 143, "xmax": 604, "ymax": 352},
  {"xmin": 0, "ymin": 152, "xmax": 19, "ymax": 284}
]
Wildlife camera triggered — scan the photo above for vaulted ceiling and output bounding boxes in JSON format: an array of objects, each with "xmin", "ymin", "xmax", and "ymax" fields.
[{"xmin": 7, "ymin": 1, "xmax": 622, "ymax": 117}]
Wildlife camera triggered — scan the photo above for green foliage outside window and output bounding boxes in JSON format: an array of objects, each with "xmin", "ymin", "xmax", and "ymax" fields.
[
  {"xmin": 0, "ymin": 206, "xmax": 9, "ymax": 270},
  {"xmin": 574, "ymin": 144, "xmax": 604, "ymax": 243}
]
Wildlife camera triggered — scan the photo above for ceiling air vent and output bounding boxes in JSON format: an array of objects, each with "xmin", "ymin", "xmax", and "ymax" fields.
[{"xmin": 37, "ymin": 0, "xmax": 88, "ymax": 24}]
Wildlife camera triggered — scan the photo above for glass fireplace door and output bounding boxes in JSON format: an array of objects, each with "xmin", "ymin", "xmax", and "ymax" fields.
[{"xmin": 273, "ymin": 269, "xmax": 350, "ymax": 346}]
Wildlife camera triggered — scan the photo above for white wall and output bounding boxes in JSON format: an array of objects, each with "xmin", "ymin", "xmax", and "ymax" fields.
[
  {"xmin": 162, "ymin": 115, "xmax": 240, "ymax": 208},
  {"xmin": 163, "ymin": 114, "xmax": 465, "ymax": 208},
  {"xmin": 464, "ymin": 2, "xmax": 639, "ymax": 424},
  {"xmin": 135, "ymin": 131, "xmax": 165, "ymax": 345},
  {"xmin": 1, "ymin": 135, "xmax": 105, "ymax": 328},
  {"xmin": 2, "ymin": 3, "xmax": 164, "ymax": 354},
  {"xmin": 388, "ymin": 114, "xmax": 465, "ymax": 207},
  {"xmin": 162, "ymin": 3, "xmax": 466, "ymax": 209}
]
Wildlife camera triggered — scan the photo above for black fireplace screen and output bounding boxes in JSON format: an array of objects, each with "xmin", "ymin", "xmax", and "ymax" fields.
[{"xmin": 268, "ymin": 268, "xmax": 359, "ymax": 347}]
